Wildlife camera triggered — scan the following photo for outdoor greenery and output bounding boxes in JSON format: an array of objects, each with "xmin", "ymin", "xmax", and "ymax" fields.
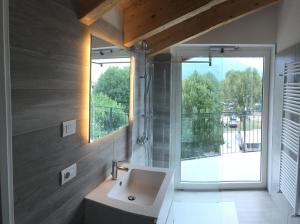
[
  {"xmin": 221, "ymin": 68, "xmax": 262, "ymax": 113},
  {"xmin": 93, "ymin": 66, "xmax": 130, "ymax": 111},
  {"xmin": 90, "ymin": 62, "xmax": 262, "ymax": 159},
  {"xmin": 90, "ymin": 66, "xmax": 130, "ymax": 140},
  {"xmin": 181, "ymin": 68, "xmax": 262, "ymax": 159},
  {"xmin": 182, "ymin": 72, "xmax": 224, "ymax": 158}
]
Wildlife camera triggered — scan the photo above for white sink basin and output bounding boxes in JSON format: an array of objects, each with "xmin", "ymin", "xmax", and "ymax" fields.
[
  {"xmin": 108, "ymin": 169, "xmax": 166, "ymax": 206},
  {"xmin": 84, "ymin": 165, "xmax": 174, "ymax": 224}
]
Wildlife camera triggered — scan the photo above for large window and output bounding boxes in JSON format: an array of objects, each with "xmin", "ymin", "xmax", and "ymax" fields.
[
  {"xmin": 89, "ymin": 36, "xmax": 131, "ymax": 142},
  {"xmin": 181, "ymin": 56, "xmax": 263, "ymax": 183},
  {"xmin": 171, "ymin": 45, "xmax": 271, "ymax": 190}
]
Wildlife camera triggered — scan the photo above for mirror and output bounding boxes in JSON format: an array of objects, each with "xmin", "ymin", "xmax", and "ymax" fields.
[{"xmin": 89, "ymin": 36, "xmax": 131, "ymax": 142}]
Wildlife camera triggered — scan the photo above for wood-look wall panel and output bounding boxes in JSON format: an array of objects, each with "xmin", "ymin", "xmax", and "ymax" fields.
[
  {"xmin": 13, "ymin": 120, "xmax": 87, "ymax": 201},
  {"xmin": 42, "ymin": 163, "xmax": 114, "ymax": 224},
  {"xmin": 13, "ymin": 126, "xmax": 128, "ymax": 224},
  {"xmin": 11, "ymin": 47, "xmax": 87, "ymax": 90},
  {"xmin": 14, "ymin": 145, "xmax": 113, "ymax": 224},
  {"xmin": 10, "ymin": 0, "xmax": 89, "ymax": 66},
  {"xmin": 10, "ymin": 0, "xmax": 129, "ymax": 223},
  {"xmin": 14, "ymin": 126, "xmax": 127, "ymax": 224},
  {"xmin": 51, "ymin": 0, "xmax": 78, "ymax": 12},
  {"xmin": 12, "ymin": 89, "xmax": 83, "ymax": 136}
]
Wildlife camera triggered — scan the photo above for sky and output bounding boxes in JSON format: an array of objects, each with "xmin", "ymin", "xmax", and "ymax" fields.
[
  {"xmin": 91, "ymin": 58, "xmax": 130, "ymax": 83},
  {"xmin": 182, "ymin": 57, "xmax": 264, "ymax": 80}
]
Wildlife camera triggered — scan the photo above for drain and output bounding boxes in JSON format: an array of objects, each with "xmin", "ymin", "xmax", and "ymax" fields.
[{"xmin": 128, "ymin": 195, "xmax": 136, "ymax": 201}]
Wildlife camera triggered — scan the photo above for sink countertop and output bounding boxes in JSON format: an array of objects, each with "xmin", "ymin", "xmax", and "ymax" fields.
[{"xmin": 85, "ymin": 164, "xmax": 173, "ymax": 218}]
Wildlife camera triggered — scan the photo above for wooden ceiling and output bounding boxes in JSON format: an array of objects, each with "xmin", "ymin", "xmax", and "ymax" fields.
[{"xmin": 79, "ymin": 0, "xmax": 279, "ymax": 55}]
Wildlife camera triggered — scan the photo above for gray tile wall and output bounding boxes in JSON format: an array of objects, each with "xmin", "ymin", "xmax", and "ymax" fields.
[
  {"xmin": 152, "ymin": 54, "xmax": 172, "ymax": 168},
  {"xmin": 10, "ymin": 1, "xmax": 128, "ymax": 223},
  {"xmin": 130, "ymin": 50, "xmax": 147, "ymax": 166}
]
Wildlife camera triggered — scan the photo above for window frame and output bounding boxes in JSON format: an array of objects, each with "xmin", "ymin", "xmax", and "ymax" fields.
[
  {"xmin": 89, "ymin": 37, "xmax": 133, "ymax": 143},
  {"xmin": 170, "ymin": 44, "xmax": 274, "ymax": 190}
]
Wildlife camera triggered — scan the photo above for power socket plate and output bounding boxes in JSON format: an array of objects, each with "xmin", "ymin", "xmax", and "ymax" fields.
[{"xmin": 61, "ymin": 163, "xmax": 77, "ymax": 185}]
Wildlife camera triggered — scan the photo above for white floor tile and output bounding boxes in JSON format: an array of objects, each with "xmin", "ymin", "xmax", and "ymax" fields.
[{"xmin": 173, "ymin": 202, "xmax": 239, "ymax": 224}]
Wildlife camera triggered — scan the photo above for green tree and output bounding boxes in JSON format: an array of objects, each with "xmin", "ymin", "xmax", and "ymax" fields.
[
  {"xmin": 221, "ymin": 68, "xmax": 262, "ymax": 113},
  {"xmin": 182, "ymin": 72, "xmax": 221, "ymax": 113},
  {"xmin": 93, "ymin": 66, "xmax": 130, "ymax": 111},
  {"xmin": 182, "ymin": 71, "xmax": 224, "ymax": 159},
  {"xmin": 90, "ymin": 93, "xmax": 128, "ymax": 140}
]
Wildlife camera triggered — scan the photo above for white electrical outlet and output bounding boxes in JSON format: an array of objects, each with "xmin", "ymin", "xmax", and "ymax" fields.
[
  {"xmin": 62, "ymin": 120, "xmax": 76, "ymax": 137},
  {"xmin": 61, "ymin": 163, "xmax": 77, "ymax": 185}
]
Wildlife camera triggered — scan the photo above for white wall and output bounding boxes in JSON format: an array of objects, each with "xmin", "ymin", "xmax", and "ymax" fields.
[
  {"xmin": 102, "ymin": 5, "xmax": 123, "ymax": 31},
  {"xmin": 269, "ymin": 1, "xmax": 300, "ymax": 223},
  {"xmin": 188, "ymin": 5, "xmax": 278, "ymax": 45},
  {"xmin": 277, "ymin": 0, "xmax": 300, "ymax": 52}
]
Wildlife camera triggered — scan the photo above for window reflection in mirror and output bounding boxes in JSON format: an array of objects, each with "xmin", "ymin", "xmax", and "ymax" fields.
[{"xmin": 90, "ymin": 36, "xmax": 131, "ymax": 142}]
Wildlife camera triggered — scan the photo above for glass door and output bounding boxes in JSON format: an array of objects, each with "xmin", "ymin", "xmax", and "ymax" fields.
[{"xmin": 171, "ymin": 46, "xmax": 271, "ymax": 190}]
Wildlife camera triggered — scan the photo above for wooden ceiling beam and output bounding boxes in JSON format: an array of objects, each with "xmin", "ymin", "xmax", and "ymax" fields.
[
  {"xmin": 123, "ymin": 0, "xmax": 228, "ymax": 47},
  {"xmin": 79, "ymin": 0, "xmax": 121, "ymax": 26},
  {"xmin": 146, "ymin": 0, "xmax": 278, "ymax": 55}
]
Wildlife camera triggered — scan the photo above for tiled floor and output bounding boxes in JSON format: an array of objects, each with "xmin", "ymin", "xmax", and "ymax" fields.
[
  {"xmin": 171, "ymin": 190, "xmax": 285, "ymax": 224},
  {"xmin": 173, "ymin": 202, "xmax": 239, "ymax": 224}
]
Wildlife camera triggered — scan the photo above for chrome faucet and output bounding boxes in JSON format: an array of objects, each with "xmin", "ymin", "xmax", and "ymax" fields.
[{"xmin": 111, "ymin": 160, "xmax": 129, "ymax": 180}]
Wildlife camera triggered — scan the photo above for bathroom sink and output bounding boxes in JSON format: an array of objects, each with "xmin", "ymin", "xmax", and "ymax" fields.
[
  {"xmin": 84, "ymin": 165, "xmax": 174, "ymax": 224},
  {"xmin": 108, "ymin": 168, "xmax": 166, "ymax": 206}
]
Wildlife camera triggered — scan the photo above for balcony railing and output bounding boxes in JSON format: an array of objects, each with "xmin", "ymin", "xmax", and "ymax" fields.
[
  {"xmin": 181, "ymin": 112, "xmax": 262, "ymax": 160},
  {"xmin": 90, "ymin": 105, "xmax": 128, "ymax": 140}
]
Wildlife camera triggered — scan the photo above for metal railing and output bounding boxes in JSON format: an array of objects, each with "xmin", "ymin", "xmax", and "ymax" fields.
[
  {"xmin": 181, "ymin": 112, "xmax": 262, "ymax": 160},
  {"xmin": 90, "ymin": 105, "xmax": 128, "ymax": 140}
]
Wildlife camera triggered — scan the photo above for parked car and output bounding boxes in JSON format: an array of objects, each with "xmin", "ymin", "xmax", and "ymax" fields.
[{"xmin": 229, "ymin": 117, "xmax": 237, "ymax": 128}]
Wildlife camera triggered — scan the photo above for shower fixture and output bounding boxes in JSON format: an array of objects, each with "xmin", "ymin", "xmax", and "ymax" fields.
[{"xmin": 135, "ymin": 40, "xmax": 153, "ymax": 166}]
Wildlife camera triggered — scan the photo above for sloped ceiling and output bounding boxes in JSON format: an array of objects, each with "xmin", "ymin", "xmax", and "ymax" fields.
[{"xmin": 78, "ymin": 0, "xmax": 279, "ymax": 54}]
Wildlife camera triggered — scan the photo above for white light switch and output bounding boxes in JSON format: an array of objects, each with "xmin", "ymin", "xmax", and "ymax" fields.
[
  {"xmin": 62, "ymin": 120, "xmax": 76, "ymax": 137},
  {"xmin": 61, "ymin": 163, "xmax": 77, "ymax": 185}
]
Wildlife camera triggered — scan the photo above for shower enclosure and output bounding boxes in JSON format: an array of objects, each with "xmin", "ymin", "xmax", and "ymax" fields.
[{"xmin": 130, "ymin": 41, "xmax": 154, "ymax": 167}]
